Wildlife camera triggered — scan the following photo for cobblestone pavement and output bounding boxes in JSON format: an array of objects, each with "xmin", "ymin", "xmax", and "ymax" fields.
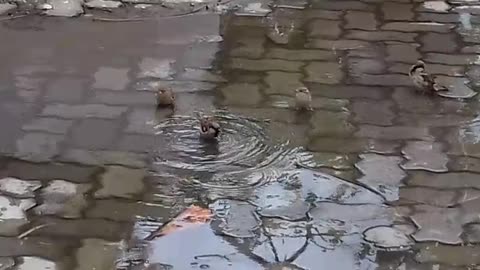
[{"xmin": 2, "ymin": 0, "xmax": 480, "ymax": 269}]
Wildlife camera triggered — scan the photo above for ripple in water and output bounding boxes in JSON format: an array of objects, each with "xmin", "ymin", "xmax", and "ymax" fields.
[{"xmin": 152, "ymin": 111, "xmax": 311, "ymax": 191}]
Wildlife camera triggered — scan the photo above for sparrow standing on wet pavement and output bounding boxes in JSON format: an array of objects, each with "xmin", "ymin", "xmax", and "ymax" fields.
[
  {"xmin": 199, "ymin": 116, "xmax": 221, "ymax": 140},
  {"xmin": 409, "ymin": 60, "xmax": 448, "ymax": 95},
  {"xmin": 294, "ymin": 86, "xmax": 313, "ymax": 111},
  {"xmin": 156, "ymin": 87, "xmax": 175, "ymax": 107}
]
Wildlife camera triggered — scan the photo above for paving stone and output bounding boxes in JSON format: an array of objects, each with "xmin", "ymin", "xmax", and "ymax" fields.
[
  {"xmin": 264, "ymin": 71, "xmax": 303, "ymax": 96},
  {"xmin": 22, "ymin": 118, "xmax": 73, "ymax": 134},
  {"xmin": 0, "ymin": 177, "xmax": 41, "ymax": 198},
  {"xmin": 382, "ymin": 2, "xmax": 413, "ymax": 20},
  {"xmin": 15, "ymin": 257, "xmax": 57, "ymax": 270},
  {"xmin": 93, "ymin": 67, "xmax": 129, "ymax": 91},
  {"xmin": 446, "ymin": 127, "xmax": 480, "ymax": 158},
  {"xmin": 304, "ymin": 62, "xmax": 343, "ymax": 84},
  {"xmin": 408, "ymin": 171, "xmax": 480, "ymax": 189},
  {"xmin": 462, "ymin": 45, "xmax": 480, "ymax": 53},
  {"xmin": 311, "ymin": 1, "xmax": 373, "ymax": 11},
  {"xmin": 416, "ymin": 244, "xmax": 480, "ymax": 266},
  {"xmin": 449, "ymin": 156, "xmax": 480, "ymax": 174},
  {"xmin": 0, "ymin": 257, "xmax": 14, "ymax": 270},
  {"xmin": 411, "ymin": 205, "xmax": 463, "ymax": 244},
  {"xmin": 134, "ymin": 80, "xmax": 216, "ymax": 93},
  {"xmin": 60, "ymin": 149, "xmax": 146, "ymax": 168},
  {"xmin": 347, "ymin": 42, "xmax": 385, "ymax": 58},
  {"xmin": 74, "ymin": 238, "xmax": 122, "ymax": 270},
  {"xmin": 381, "ymin": 22, "xmax": 454, "ymax": 33},
  {"xmin": 228, "ymin": 58, "xmax": 302, "ymax": 72},
  {"xmin": 304, "ymin": 9, "xmax": 342, "ymax": 20},
  {"xmin": 401, "ymin": 141, "xmax": 448, "ymax": 172},
  {"xmin": 399, "ymin": 187, "xmax": 457, "ymax": 207},
  {"xmin": 0, "ymin": 195, "xmax": 35, "ymax": 236},
  {"xmin": 0, "ymin": 236, "xmax": 75, "ymax": 260},
  {"xmin": 392, "ymin": 88, "xmax": 436, "ymax": 114},
  {"xmin": 306, "ymin": 39, "xmax": 369, "ymax": 50},
  {"xmin": 180, "ymin": 43, "xmax": 219, "ymax": 69},
  {"xmin": 117, "ymin": 134, "xmax": 156, "ymax": 153},
  {"xmin": 352, "ymin": 100, "xmax": 394, "ymax": 126},
  {"xmin": 229, "ymin": 40, "xmax": 264, "ymax": 59},
  {"xmin": 345, "ymin": 11, "xmax": 377, "ymax": 30},
  {"xmin": 125, "ymin": 108, "xmax": 168, "ymax": 135},
  {"xmin": 70, "ymin": 119, "xmax": 119, "ymax": 150},
  {"xmin": 177, "ymin": 68, "xmax": 227, "ymax": 83},
  {"xmin": 95, "ymin": 166, "xmax": 146, "ymax": 199},
  {"xmin": 220, "ymin": 83, "xmax": 262, "ymax": 106},
  {"xmin": 86, "ymin": 199, "xmax": 170, "ymax": 222},
  {"xmin": 463, "ymin": 223, "xmax": 480, "ymax": 243},
  {"xmin": 307, "ymin": 19, "xmax": 341, "ymax": 38},
  {"xmin": 435, "ymin": 76, "xmax": 477, "ymax": 99},
  {"xmin": 309, "ymin": 111, "xmax": 354, "ymax": 137},
  {"xmin": 310, "ymin": 203, "xmax": 394, "ymax": 233},
  {"xmin": 90, "ymin": 91, "xmax": 153, "ymax": 106},
  {"xmin": 397, "ymin": 113, "xmax": 472, "ymax": 128},
  {"xmin": 41, "ymin": 104, "xmax": 127, "ymax": 119},
  {"xmin": 310, "ymin": 85, "xmax": 388, "ymax": 100},
  {"xmin": 425, "ymin": 53, "xmax": 477, "ymax": 65},
  {"xmin": 419, "ymin": 1, "xmax": 451, "ymax": 12},
  {"xmin": 348, "ymin": 58, "xmax": 386, "ymax": 75},
  {"xmin": 4, "ymin": 160, "xmax": 97, "ymax": 183},
  {"xmin": 355, "ymin": 153, "xmax": 406, "ymax": 201},
  {"xmin": 212, "ymin": 199, "xmax": 260, "ymax": 237},
  {"xmin": 363, "ymin": 226, "xmax": 413, "ymax": 248},
  {"xmin": 356, "ymin": 125, "xmax": 432, "ymax": 141},
  {"xmin": 308, "ymin": 137, "xmax": 400, "ymax": 154},
  {"xmin": 0, "ymin": 3, "xmax": 16, "ymax": 15},
  {"xmin": 44, "ymin": 77, "xmax": 86, "ymax": 103},
  {"xmin": 420, "ymin": 32, "xmax": 458, "ymax": 53},
  {"xmin": 308, "ymin": 152, "xmax": 357, "ymax": 170},
  {"xmin": 33, "ymin": 180, "xmax": 91, "ymax": 218},
  {"xmin": 345, "ymin": 30, "xmax": 417, "ymax": 42},
  {"xmin": 352, "ymin": 74, "xmax": 411, "ymax": 86},
  {"xmin": 15, "ymin": 133, "xmax": 64, "ymax": 162},
  {"xmin": 138, "ymin": 58, "xmax": 175, "ymax": 79},
  {"xmin": 389, "ymin": 63, "xmax": 464, "ymax": 77},
  {"xmin": 265, "ymin": 48, "xmax": 335, "ymax": 61},
  {"xmin": 417, "ymin": 12, "xmax": 459, "ymax": 23},
  {"xmin": 386, "ymin": 42, "xmax": 420, "ymax": 63},
  {"xmin": 27, "ymin": 216, "xmax": 129, "ymax": 241}
]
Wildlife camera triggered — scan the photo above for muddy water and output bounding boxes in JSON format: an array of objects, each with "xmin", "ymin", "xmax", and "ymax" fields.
[{"xmin": 1, "ymin": 0, "xmax": 480, "ymax": 269}]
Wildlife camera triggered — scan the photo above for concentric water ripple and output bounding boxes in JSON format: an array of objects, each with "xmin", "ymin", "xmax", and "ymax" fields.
[{"xmin": 152, "ymin": 111, "xmax": 312, "ymax": 190}]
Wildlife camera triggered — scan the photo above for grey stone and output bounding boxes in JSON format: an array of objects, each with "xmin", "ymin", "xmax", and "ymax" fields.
[
  {"xmin": 16, "ymin": 257, "xmax": 57, "ymax": 270},
  {"xmin": 416, "ymin": 244, "xmax": 480, "ymax": 266},
  {"xmin": 265, "ymin": 48, "xmax": 335, "ymax": 61},
  {"xmin": 264, "ymin": 71, "xmax": 303, "ymax": 96},
  {"xmin": 15, "ymin": 133, "xmax": 64, "ymax": 162},
  {"xmin": 0, "ymin": 196, "xmax": 35, "ymax": 236},
  {"xmin": 90, "ymin": 91, "xmax": 153, "ymax": 106},
  {"xmin": 463, "ymin": 224, "xmax": 480, "ymax": 243},
  {"xmin": 417, "ymin": 12, "xmax": 459, "ymax": 23},
  {"xmin": 304, "ymin": 10, "xmax": 341, "ymax": 20},
  {"xmin": 138, "ymin": 58, "xmax": 175, "ymax": 79},
  {"xmin": 74, "ymin": 239, "xmax": 122, "ymax": 270},
  {"xmin": 307, "ymin": 19, "xmax": 341, "ymax": 38},
  {"xmin": 228, "ymin": 58, "xmax": 302, "ymax": 72},
  {"xmin": 178, "ymin": 68, "xmax": 226, "ymax": 83},
  {"xmin": 386, "ymin": 42, "xmax": 420, "ymax": 63},
  {"xmin": 348, "ymin": 58, "xmax": 386, "ymax": 75},
  {"xmin": 425, "ymin": 53, "xmax": 477, "ymax": 65},
  {"xmin": 85, "ymin": 0, "xmax": 122, "ymax": 9},
  {"xmin": 33, "ymin": 180, "xmax": 91, "ymax": 218},
  {"xmin": 5, "ymin": 160, "xmax": 97, "ymax": 183},
  {"xmin": 355, "ymin": 125, "xmax": 432, "ymax": 141},
  {"xmin": 345, "ymin": 30, "xmax": 417, "ymax": 42},
  {"xmin": 92, "ymin": 67, "xmax": 129, "ymax": 90},
  {"xmin": 95, "ymin": 166, "xmax": 146, "ymax": 199},
  {"xmin": 221, "ymin": 83, "xmax": 262, "ymax": 106},
  {"xmin": 0, "ymin": 3, "xmax": 16, "ymax": 15},
  {"xmin": 60, "ymin": 149, "xmax": 146, "ymax": 168},
  {"xmin": 117, "ymin": 135, "xmax": 156, "ymax": 153},
  {"xmin": 408, "ymin": 171, "xmax": 480, "ymax": 189},
  {"xmin": 352, "ymin": 100, "xmax": 394, "ymax": 126},
  {"xmin": 0, "ymin": 236, "xmax": 75, "ymax": 260},
  {"xmin": 410, "ymin": 205, "xmax": 463, "ymax": 245},
  {"xmin": 308, "ymin": 137, "xmax": 400, "ymax": 154},
  {"xmin": 125, "ymin": 108, "xmax": 169, "ymax": 135},
  {"xmin": 86, "ymin": 199, "xmax": 170, "ymax": 222},
  {"xmin": 0, "ymin": 177, "xmax": 41, "ymax": 198},
  {"xmin": 382, "ymin": 2, "xmax": 413, "ymax": 20},
  {"xmin": 435, "ymin": 76, "xmax": 477, "ymax": 99},
  {"xmin": 41, "ymin": 104, "xmax": 127, "ymax": 119},
  {"xmin": 211, "ymin": 199, "xmax": 259, "ymax": 238},
  {"xmin": 401, "ymin": 141, "xmax": 448, "ymax": 172},
  {"xmin": 0, "ymin": 257, "xmax": 14, "ymax": 270},
  {"xmin": 345, "ymin": 11, "xmax": 377, "ymax": 30},
  {"xmin": 22, "ymin": 118, "xmax": 73, "ymax": 134},
  {"xmin": 306, "ymin": 39, "xmax": 369, "ymax": 50},
  {"xmin": 420, "ymin": 32, "xmax": 458, "ymax": 53},
  {"xmin": 363, "ymin": 226, "xmax": 413, "ymax": 248},
  {"xmin": 355, "ymin": 153, "xmax": 406, "ymax": 202},
  {"xmin": 45, "ymin": 77, "xmax": 86, "ymax": 102},
  {"xmin": 45, "ymin": 0, "xmax": 83, "ymax": 17},
  {"xmin": 309, "ymin": 111, "xmax": 354, "ymax": 137},
  {"xmin": 399, "ymin": 187, "xmax": 458, "ymax": 207},
  {"xmin": 312, "ymin": 85, "xmax": 388, "ymax": 100},
  {"xmin": 382, "ymin": 22, "xmax": 454, "ymax": 33},
  {"xmin": 304, "ymin": 62, "xmax": 343, "ymax": 84},
  {"xmin": 70, "ymin": 119, "xmax": 118, "ymax": 150},
  {"xmin": 311, "ymin": 1, "xmax": 373, "ymax": 11}
]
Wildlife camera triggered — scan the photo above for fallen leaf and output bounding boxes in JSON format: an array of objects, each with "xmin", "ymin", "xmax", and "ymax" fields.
[{"xmin": 147, "ymin": 205, "xmax": 212, "ymax": 239}]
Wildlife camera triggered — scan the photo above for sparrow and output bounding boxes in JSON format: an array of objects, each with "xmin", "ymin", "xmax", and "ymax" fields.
[
  {"xmin": 156, "ymin": 88, "xmax": 175, "ymax": 107},
  {"xmin": 199, "ymin": 116, "xmax": 220, "ymax": 139},
  {"xmin": 409, "ymin": 60, "xmax": 448, "ymax": 95},
  {"xmin": 294, "ymin": 86, "xmax": 313, "ymax": 111}
]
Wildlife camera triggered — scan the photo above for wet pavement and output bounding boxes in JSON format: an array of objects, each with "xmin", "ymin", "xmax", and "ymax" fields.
[{"xmin": 1, "ymin": 0, "xmax": 480, "ymax": 269}]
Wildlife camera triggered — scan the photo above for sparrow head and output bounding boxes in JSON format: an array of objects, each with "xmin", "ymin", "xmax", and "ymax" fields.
[
  {"xmin": 410, "ymin": 60, "xmax": 426, "ymax": 74},
  {"xmin": 295, "ymin": 87, "xmax": 310, "ymax": 94}
]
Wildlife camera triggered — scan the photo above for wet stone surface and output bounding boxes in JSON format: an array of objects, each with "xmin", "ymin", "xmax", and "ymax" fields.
[{"xmin": 1, "ymin": 2, "xmax": 480, "ymax": 269}]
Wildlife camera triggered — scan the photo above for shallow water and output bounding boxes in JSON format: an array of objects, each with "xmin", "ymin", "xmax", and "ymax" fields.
[{"xmin": 1, "ymin": 0, "xmax": 480, "ymax": 269}]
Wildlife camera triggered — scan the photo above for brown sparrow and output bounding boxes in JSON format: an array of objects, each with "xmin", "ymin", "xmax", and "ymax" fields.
[
  {"xmin": 409, "ymin": 60, "xmax": 448, "ymax": 95},
  {"xmin": 199, "ymin": 116, "xmax": 220, "ymax": 139},
  {"xmin": 156, "ymin": 88, "xmax": 175, "ymax": 107},
  {"xmin": 295, "ymin": 86, "xmax": 313, "ymax": 111}
]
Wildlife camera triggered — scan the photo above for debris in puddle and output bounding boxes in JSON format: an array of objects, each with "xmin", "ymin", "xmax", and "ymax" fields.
[
  {"xmin": 17, "ymin": 223, "xmax": 54, "ymax": 239},
  {"xmin": 147, "ymin": 205, "xmax": 212, "ymax": 239},
  {"xmin": 85, "ymin": 0, "xmax": 123, "ymax": 9}
]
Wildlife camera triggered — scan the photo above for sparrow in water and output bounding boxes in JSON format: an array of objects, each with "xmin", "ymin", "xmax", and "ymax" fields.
[
  {"xmin": 199, "ymin": 116, "xmax": 220, "ymax": 139},
  {"xmin": 294, "ymin": 86, "xmax": 313, "ymax": 111},
  {"xmin": 409, "ymin": 60, "xmax": 448, "ymax": 95},
  {"xmin": 156, "ymin": 88, "xmax": 175, "ymax": 107}
]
